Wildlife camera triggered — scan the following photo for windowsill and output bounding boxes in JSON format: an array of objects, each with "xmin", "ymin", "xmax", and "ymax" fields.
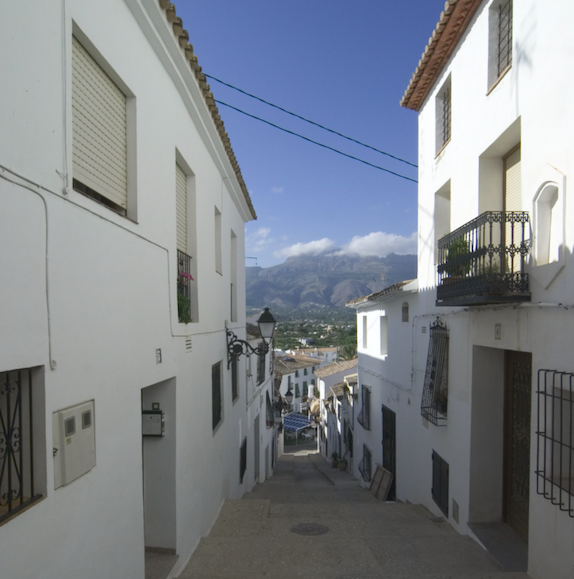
[
  {"xmin": 435, "ymin": 138, "xmax": 451, "ymax": 159},
  {"xmin": 487, "ymin": 64, "xmax": 512, "ymax": 96},
  {"xmin": 73, "ymin": 182, "xmax": 138, "ymax": 224}
]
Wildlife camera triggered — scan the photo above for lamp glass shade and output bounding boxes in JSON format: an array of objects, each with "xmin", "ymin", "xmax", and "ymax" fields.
[
  {"xmin": 257, "ymin": 307, "xmax": 277, "ymax": 342},
  {"xmin": 285, "ymin": 389, "xmax": 293, "ymax": 405}
]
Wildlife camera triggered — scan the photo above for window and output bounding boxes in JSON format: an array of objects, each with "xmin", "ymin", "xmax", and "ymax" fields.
[
  {"xmin": 0, "ymin": 367, "xmax": 45, "ymax": 524},
  {"xmin": 303, "ymin": 381, "xmax": 308, "ymax": 396},
  {"xmin": 214, "ymin": 207, "xmax": 222, "ymax": 274},
  {"xmin": 432, "ymin": 450, "xmax": 449, "ymax": 516},
  {"xmin": 380, "ymin": 316, "xmax": 388, "ymax": 357},
  {"xmin": 288, "ymin": 375, "xmax": 291, "ymax": 387},
  {"xmin": 257, "ymin": 344, "xmax": 265, "ymax": 386},
  {"xmin": 535, "ymin": 183, "xmax": 562, "ymax": 267},
  {"xmin": 295, "ymin": 370, "xmax": 299, "ymax": 378},
  {"xmin": 212, "ymin": 362, "xmax": 222, "ymax": 430},
  {"xmin": 536, "ymin": 370, "xmax": 574, "ymax": 517},
  {"xmin": 295, "ymin": 384, "xmax": 300, "ymax": 398},
  {"xmin": 421, "ymin": 319, "xmax": 449, "ymax": 426},
  {"xmin": 72, "ymin": 36, "xmax": 130, "ymax": 216},
  {"xmin": 359, "ymin": 445, "xmax": 372, "ymax": 482},
  {"xmin": 239, "ymin": 437, "xmax": 247, "ymax": 483},
  {"xmin": 231, "ymin": 357, "xmax": 238, "ymax": 402},
  {"xmin": 435, "ymin": 75, "xmax": 451, "ymax": 153},
  {"xmin": 402, "ymin": 302, "xmax": 409, "ymax": 323},
  {"xmin": 488, "ymin": 0, "xmax": 513, "ymax": 88},
  {"xmin": 362, "ymin": 316, "xmax": 368, "ymax": 349},
  {"xmin": 358, "ymin": 385, "xmax": 371, "ymax": 431},
  {"xmin": 304, "ymin": 368, "xmax": 308, "ymax": 376}
]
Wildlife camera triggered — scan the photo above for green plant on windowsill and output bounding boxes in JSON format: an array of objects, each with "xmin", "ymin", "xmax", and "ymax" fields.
[
  {"xmin": 178, "ymin": 292, "xmax": 192, "ymax": 324},
  {"xmin": 444, "ymin": 238, "xmax": 471, "ymax": 277}
]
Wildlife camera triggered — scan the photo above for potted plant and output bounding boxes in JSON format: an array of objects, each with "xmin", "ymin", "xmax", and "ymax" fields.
[
  {"xmin": 444, "ymin": 238, "xmax": 471, "ymax": 277},
  {"xmin": 338, "ymin": 457, "xmax": 348, "ymax": 471},
  {"xmin": 331, "ymin": 452, "xmax": 339, "ymax": 468}
]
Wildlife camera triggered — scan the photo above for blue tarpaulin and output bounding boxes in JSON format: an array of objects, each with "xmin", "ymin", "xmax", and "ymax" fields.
[{"xmin": 283, "ymin": 413, "xmax": 311, "ymax": 432}]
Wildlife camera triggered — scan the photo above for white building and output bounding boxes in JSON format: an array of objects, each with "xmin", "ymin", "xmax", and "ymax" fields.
[
  {"xmin": 0, "ymin": 2, "xmax": 275, "ymax": 578},
  {"xmin": 274, "ymin": 354, "xmax": 318, "ymax": 413},
  {"xmin": 349, "ymin": 1, "xmax": 574, "ymax": 578}
]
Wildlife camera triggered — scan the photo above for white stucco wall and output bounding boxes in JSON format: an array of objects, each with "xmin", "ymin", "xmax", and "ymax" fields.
[{"xmin": 0, "ymin": 2, "xmax": 266, "ymax": 578}]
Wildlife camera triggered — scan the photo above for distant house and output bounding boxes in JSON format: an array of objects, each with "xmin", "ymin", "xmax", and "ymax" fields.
[{"xmin": 274, "ymin": 354, "xmax": 318, "ymax": 413}]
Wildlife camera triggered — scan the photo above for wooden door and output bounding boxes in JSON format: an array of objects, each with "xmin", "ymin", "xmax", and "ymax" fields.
[
  {"xmin": 504, "ymin": 350, "xmax": 531, "ymax": 543},
  {"xmin": 382, "ymin": 405, "xmax": 396, "ymax": 501}
]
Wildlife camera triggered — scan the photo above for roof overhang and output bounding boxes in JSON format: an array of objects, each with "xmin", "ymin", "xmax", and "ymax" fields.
[
  {"xmin": 400, "ymin": 0, "xmax": 482, "ymax": 111},
  {"xmin": 345, "ymin": 279, "xmax": 418, "ymax": 309}
]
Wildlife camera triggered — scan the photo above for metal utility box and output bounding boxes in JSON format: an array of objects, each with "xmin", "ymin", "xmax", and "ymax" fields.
[
  {"xmin": 53, "ymin": 400, "xmax": 96, "ymax": 489},
  {"xmin": 142, "ymin": 409, "xmax": 165, "ymax": 437}
]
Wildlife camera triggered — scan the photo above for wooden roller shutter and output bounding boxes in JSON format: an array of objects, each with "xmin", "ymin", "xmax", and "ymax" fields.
[
  {"xmin": 175, "ymin": 164, "xmax": 187, "ymax": 253},
  {"xmin": 72, "ymin": 36, "xmax": 127, "ymax": 209}
]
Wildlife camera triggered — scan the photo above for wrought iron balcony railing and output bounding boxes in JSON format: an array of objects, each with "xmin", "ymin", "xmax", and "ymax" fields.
[
  {"xmin": 436, "ymin": 211, "xmax": 530, "ymax": 306},
  {"xmin": 177, "ymin": 250, "xmax": 193, "ymax": 323}
]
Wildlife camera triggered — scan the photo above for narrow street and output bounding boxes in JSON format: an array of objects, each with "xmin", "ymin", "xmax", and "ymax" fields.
[{"xmin": 179, "ymin": 451, "xmax": 531, "ymax": 579}]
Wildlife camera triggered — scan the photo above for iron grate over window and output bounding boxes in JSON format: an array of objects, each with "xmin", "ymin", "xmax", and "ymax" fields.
[
  {"xmin": 359, "ymin": 444, "xmax": 372, "ymax": 482},
  {"xmin": 536, "ymin": 370, "xmax": 574, "ymax": 517},
  {"xmin": 432, "ymin": 450, "xmax": 449, "ymax": 517},
  {"xmin": 212, "ymin": 362, "xmax": 222, "ymax": 430},
  {"xmin": 257, "ymin": 343, "xmax": 266, "ymax": 385},
  {"xmin": 239, "ymin": 437, "xmax": 247, "ymax": 484},
  {"xmin": 498, "ymin": 0, "xmax": 513, "ymax": 76},
  {"xmin": 0, "ymin": 368, "xmax": 43, "ymax": 523},
  {"xmin": 357, "ymin": 386, "xmax": 371, "ymax": 431},
  {"xmin": 421, "ymin": 319, "xmax": 449, "ymax": 426}
]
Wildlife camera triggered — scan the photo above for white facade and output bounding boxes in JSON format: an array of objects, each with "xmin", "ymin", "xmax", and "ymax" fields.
[
  {"xmin": 349, "ymin": 2, "xmax": 574, "ymax": 578},
  {"xmin": 0, "ymin": 2, "xmax": 274, "ymax": 578}
]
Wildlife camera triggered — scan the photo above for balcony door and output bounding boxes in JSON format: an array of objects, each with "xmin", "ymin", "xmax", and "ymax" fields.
[
  {"xmin": 503, "ymin": 350, "xmax": 531, "ymax": 543},
  {"xmin": 503, "ymin": 145, "xmax": 522, "ymax": 273}
]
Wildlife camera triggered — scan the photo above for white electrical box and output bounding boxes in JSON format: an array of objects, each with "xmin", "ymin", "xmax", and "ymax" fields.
[{"xmin": 53, "ymin": 400, "xmax": 96, "ymax": 489}]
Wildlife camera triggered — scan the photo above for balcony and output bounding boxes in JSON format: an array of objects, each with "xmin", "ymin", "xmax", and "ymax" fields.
[{"xmin": 436, "ymin": 211, "xmax": 530, "ymax": 306}]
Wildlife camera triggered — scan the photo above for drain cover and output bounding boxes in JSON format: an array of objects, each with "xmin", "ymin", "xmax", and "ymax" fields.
[{"xmin": 290, "ymin": 522, "xmax": 329, "ymax": 536}]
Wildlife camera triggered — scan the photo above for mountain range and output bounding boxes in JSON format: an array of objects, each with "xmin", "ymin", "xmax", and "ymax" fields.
[{"xmin": 246, "ymin": 253, "xmax": 417, "ymax": 311}]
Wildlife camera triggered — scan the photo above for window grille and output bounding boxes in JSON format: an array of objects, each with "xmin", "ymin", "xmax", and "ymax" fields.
[
  {"xmin": 359, "ymin": 445, "xmax": 372, "ymax": 482},
  {"xmin": 0, "ymin": 368, "xmax": 43, "ymax": 523},
  {"xmin": 265, "ymin": 391, "xmax": 274, "ymax": 429},
  {"xmin": 231, "ymin": 357, "xmax": 238, "ymax": 401},
  {"xmin": 212, "ymin": 362, "xmax": 222, "ymax": 430},
  {"xmin": 536, "ymin": 370, "xmax": 574, "ymax": 517},
  {"xmin": 257, "ymin": 344, "xmax": 265, "ymax": 385},
  {"xmin": 498, "ymin": 0, "xmax": 513, "ymax": 76},
  {"xmin": 432, "ymin": 450, "xmax": 449, "ymax": 516},
  {"xmin": 357, "ymin": 385, "xmax": 371, "ymax": 431},
  {"xmin": 295, "ymin": 384, "xmax": 300, "ymax": 398},
  {"xmin": 177, "ymin": 249, "xmax": 192, "ymax": 323},
  {"xmin": 421, "ymin": 319, "xmax": 449, "ymax": 426},
  {"xmin": 442, "ymin": 84, "xmax": 451, "ymax": 145},
  {"xmin": 239, "ymin": 437, "xmax": 247, "ymax": 483}
]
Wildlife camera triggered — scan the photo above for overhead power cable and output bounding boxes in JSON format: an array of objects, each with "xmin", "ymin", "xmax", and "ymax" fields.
[
  {"xmin": 206, "ymin": 74, "xmax": 418, "ymax": 169},
  {"xmin": 215, "ymin": 100, "xmax": 418, "ymax": 184}
]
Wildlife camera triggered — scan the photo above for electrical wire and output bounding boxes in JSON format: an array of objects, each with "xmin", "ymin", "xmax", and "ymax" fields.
[
  {"xmin": 206, "ymin": 74, "xmax": 418, "ymax": 169},
  {"xmin": 215, "ymin": 100, "xmax": 418, "ymax": 184}
]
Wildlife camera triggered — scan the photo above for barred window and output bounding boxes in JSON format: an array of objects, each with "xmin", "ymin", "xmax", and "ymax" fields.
[
  {"xmin": 488, "ymin": 0, "xmax": 513, "ymax": 88},
  {"xmin": 421, "ymin": 319, "xmax": 449, "ymax": 426},
  {"xmin": 536, "ymin": 370, "xmax": 574, "ymax": 517},
  {"xmin": 359, "ymin": 445, "xmax": 372, "ymax": 482},
  {"xmin": 435, "ymin": 76, "xmax": 451, "ymax": 153},
  {"xmin": 212, "ymin": 362, "xmax": 222, "ymax": 430},
  {"xmin": 432, "ymin": 450, "xmax": 449, "ymax": 516},
  {"xmin": 358, "ymin": 385, "xmax": 371, "ymax": 431},
  {"xmin": 0, "ymin": 368, "xmax": 45, "ymax": 524}
]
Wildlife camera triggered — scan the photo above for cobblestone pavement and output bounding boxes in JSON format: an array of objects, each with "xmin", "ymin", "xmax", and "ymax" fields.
[{"xmin": 179, "ymin": 451, "xmax": 531, "ymax": 579}]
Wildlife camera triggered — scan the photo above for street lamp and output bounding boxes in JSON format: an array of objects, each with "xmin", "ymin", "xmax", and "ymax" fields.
[{"xmin": 226, "ymin": 307, "xmax": 277, "ymax": 369}]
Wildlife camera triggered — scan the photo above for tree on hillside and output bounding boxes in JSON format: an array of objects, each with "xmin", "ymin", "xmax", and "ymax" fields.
[{"xmin": 337, "ymin": 343, "xmax": 357, "ymax": 361}]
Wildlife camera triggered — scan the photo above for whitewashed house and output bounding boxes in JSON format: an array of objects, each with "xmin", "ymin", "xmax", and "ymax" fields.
[
  {"xmin": 0, "ymin": 1, "xmax": 273, "ymax": 578},
  {"xmin": 347, "ymin": 1, "xmax": 574, "ymax": 577},
  {"xmin": 274, "ymin": 354, "xmax": 317, "ymax": 413},
  {"xmin": 314, "ymin": 359, "xmax": 358, "ymax": 461}
]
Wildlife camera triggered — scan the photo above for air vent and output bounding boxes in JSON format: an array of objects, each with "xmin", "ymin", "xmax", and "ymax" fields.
[{"xmin": 185, "ymin": 338, "xmax": 192, "ymax": 352}]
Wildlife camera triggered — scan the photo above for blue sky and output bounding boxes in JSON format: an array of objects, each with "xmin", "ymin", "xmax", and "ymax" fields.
[{"xmin": 177, "ymin": 1, "xmax": 446, "ymax": 267}]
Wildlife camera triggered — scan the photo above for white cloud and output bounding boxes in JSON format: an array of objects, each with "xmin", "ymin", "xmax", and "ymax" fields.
[
  {"xmin": 247, "ymin": 227, "xmax": 273, "ymax": 252},
  {"xmin": 274, "ymin": 237, "xmax": 336, "ymax": 259},
  {"xmin": 337, "ymin": 231, "xmax": 417, "ymax": 257},
  {"xmin": 271, "ymin": 186, "xmax": 284, "ymax": 194}
]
